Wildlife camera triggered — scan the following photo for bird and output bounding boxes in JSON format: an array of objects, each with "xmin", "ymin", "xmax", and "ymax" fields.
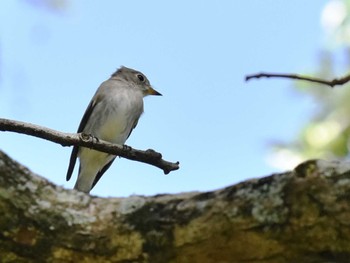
[{"xmin": 66, "ymin": 66, "xmax": 162, "ymax": 193}]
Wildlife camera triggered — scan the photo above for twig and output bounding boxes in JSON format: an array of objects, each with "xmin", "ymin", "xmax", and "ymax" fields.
[
  {"xmin": 245, "ymin": 72, "xmax": 350, "ymax": 88},
  {"xmin": 0, "ymin": 118, "xmax": 179, "ymax": 174}
]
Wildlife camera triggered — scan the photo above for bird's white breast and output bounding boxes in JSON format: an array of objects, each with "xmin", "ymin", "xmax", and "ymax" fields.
[
  {"xmin": 91, "ymin": 86, "xmax": 144, "ymax": 145},
  {"xmin": 84, "ymin": 83, "xmax": 143, "ymax": 144}
]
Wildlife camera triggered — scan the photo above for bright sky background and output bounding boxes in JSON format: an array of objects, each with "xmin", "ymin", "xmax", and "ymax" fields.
[{"xmin": 1, "ymin": 0, "xmax": 329, "ymax": 197}]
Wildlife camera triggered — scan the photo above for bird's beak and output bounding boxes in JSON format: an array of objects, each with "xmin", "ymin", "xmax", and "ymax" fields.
[{"xmin": 147, "ymin": 87, "xmax": 162, "ymax": 96}]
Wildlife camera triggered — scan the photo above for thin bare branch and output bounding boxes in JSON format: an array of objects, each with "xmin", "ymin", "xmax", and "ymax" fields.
[
  {"xmin": 0, "ymin": 118, "xmax": 179, "ymax": 174},
  {"xmin": 245, "ymin": 72, "xmax": 350, "ymax": 88}
]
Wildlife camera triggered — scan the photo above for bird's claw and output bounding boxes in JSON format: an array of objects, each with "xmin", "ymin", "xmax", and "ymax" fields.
[
  {"xmin": 81, "ymin": 133, "xmax": 99, "ymax": 143},
  {"xmin": 123, "ymin": 145, "xmax": 132, "ymax": 151}
]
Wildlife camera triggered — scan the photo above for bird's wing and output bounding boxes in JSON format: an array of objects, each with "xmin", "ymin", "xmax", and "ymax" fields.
[
  {"xmin": 90, "ymin": 118, "xmax": 140, "ymax": 189},
  {"xmin": 66, "ymin": 99, "xmax": 97, "ymax": 181}
]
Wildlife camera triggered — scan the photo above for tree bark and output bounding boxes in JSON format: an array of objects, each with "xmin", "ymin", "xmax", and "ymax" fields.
[{"xmin": 1, "ymin": 150, "xmax": 350, "ymax": 263}]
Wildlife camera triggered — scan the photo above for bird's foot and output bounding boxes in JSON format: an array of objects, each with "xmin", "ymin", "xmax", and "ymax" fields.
[
  {"xmin": 81, "ymin": 133, "xmax": 99, "ymax": 143},
  {"xmin": 123, "ymin": 144, "xmax": 132, "ymax": 151}
]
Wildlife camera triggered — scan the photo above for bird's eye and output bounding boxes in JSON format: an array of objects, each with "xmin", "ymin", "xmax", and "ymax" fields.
[{"xmin": 137, "ymin": 74, "xmax": 145, "ymax": 82}]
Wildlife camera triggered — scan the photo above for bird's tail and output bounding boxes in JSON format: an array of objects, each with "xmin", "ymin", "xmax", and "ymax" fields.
[{"xmin": 74, "ymin": 165, "xmax": 99, "ymax": 193}]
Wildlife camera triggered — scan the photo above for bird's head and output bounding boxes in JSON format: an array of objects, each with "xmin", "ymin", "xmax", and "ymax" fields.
[{"xmin": 112, "ymin": 66, "xmax": 162, "ymax": 96}]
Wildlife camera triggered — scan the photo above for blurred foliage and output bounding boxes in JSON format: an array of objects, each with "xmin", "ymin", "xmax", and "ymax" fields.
[
  {"xmin": 271, "ymin": 0, "xmax": 350, "ymax": 168},
  {"xmin": 24, "ymin": 0, "xmax": 68, "ymax": 12}
]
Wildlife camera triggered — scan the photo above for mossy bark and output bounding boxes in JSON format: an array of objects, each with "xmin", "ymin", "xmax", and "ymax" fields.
[{"xmin": 1, "ymin": 151, "xmax": 350, "ymax": 263}]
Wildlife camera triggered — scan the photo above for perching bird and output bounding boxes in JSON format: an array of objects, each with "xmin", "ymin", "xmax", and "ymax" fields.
[{"xmin": 66, "ymin": 66, "xmax": 161, "ymax": 193}]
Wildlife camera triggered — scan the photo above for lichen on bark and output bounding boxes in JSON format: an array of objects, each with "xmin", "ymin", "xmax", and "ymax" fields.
[{"xmin": 1, "ymin": 151, "xmax": 350, "ymax": 263}]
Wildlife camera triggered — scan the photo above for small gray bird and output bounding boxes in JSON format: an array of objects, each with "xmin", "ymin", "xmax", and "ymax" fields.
[{"xmin": 66, "ymin": 66, "xmax": 161, "ymax": 193}]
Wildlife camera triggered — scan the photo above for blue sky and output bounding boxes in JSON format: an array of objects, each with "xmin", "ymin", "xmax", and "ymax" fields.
[{"xmin": 1, "ymin": 0, "xmax": 328, "ymax": 197}]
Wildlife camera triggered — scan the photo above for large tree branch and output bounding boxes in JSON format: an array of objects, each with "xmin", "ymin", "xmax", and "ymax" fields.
[
  {"xmin": 245, "ymin": 72, "xmax": 350, "ymax": 88},
  {"xmin": 1, "ymin": 151, "xmax": 350, "ymax": 262},
  {"xmin": 0, "ymin": 118, "xmax": 179, "ymax": 174}
]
